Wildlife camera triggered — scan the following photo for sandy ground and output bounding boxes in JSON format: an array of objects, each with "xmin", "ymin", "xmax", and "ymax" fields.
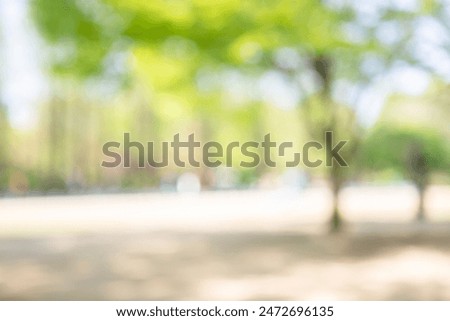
[
  {"xmin": 1, "ymin": 230, "xmax": 450, "ymax": 300},
  {"xmin": 0, "ymin": 186, "xmax": 449, "ymax": 300}
]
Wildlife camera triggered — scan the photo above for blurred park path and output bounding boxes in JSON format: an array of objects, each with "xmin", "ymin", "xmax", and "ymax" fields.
[
  {"xmin": 0, "ymin": 185, "xmax": 450, "ymax": 300},
  {"xmin": 1, "ymin": 231, "xmax": 450, "ymax": 300},
  {"xmin": 1, "ymin": 185, "xmax": 449, "ymax": 236}
]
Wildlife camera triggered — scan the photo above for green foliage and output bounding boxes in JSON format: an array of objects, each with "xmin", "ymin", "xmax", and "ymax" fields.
[
  {"xmin": 29, "ymin": 0, "xmax": 385, "ymax": 78},
  {"xmin": 361, "ymin": 125, "xmax": 449, "ymax": 181},
  {"xmin": 30, "ymin": 0, "xmax": 117, "ymax": 78}
]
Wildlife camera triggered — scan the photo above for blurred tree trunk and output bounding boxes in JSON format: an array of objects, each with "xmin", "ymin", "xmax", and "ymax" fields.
[
  {"xmin": 0, "ymin": 103, "xmax": 8, "ymax": 166},
  {"xmin": 135, "ymin": 96, "xmax": 161, "ymax": 187},
  {"xmin": 330, "ymin": 162, "xmax": 344, "ymax": 231},
  {"xmin": 416, "ymin": 182, "xmax": 426, "ymax": 222},
  {"xmin": 0, "ymin": 33, "xmax": 8, "ymax": 191},
  {"xmin": 198, "ymin": 116, "xmax": 215, "ymax": 189},
  {"xmin": 0, "ymin": 101, "xmax": 9, "ymax": 192},
  {"xmin": 70, "ymin": 95, "xmax": 92, "ymax": 190},
  {"xmin": 408, "ymin": 143, "xmax": 428, "ymax": 222},
  {"xmin": 47, "ymin": 96, "xmax": 68, "ymax": 190},
  {"xmin": 310, "ymin": 54, "xmax": 344, "ymax": 232}
]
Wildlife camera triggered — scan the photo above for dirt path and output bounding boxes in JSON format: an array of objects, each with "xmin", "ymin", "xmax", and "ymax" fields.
[
  {"xmin": 1, "ymin": 229, "xmax": 450, "ymax": 300},
  {"xmin": 1, "ymin": 188, "xmax": 449, "ymax": 300}
]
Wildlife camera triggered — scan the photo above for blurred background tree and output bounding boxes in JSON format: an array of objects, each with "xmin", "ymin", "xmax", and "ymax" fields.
[{"xmin": 362, "ymin": 125, "xmax": 449, "ymax": 221}]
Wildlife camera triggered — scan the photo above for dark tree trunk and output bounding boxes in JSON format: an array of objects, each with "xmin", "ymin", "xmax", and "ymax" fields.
[
  {"xmin": 330, "ymin": 185, "xmax": 341, "ymax": 231},
  {"xmin": 416, "ymin": 181, "xmax": 426, "ymax": 222},
  {"xmin": 310, "ymin": 54, "xmax": 345, "ymax": 232},
  {"xmin": 329, "ymin": 162, "xmax": 343, "ymax": 232},
  {"xmin": 407, "ymin": 143, "xmax": 428, "ymax": 222}
]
